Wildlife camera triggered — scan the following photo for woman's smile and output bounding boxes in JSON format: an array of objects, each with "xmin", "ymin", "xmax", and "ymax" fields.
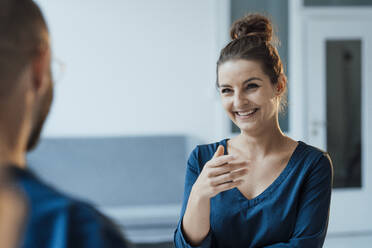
[{"xmin": 234, "ymin": 108, "xmax": 260, "ymax": 120}]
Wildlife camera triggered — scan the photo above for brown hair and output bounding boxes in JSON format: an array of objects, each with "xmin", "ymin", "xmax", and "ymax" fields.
[
  {"xmin": 0, "ymin": 0, "xmax": 49, "ymax": 96},
  {"xmin": 217, "ymin": 14, "xmax": 286, "ymax": 110}
]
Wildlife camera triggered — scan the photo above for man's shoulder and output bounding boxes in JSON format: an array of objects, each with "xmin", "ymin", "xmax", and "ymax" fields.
[
  {"xmin": 67, "ymin": 200, "xmax": 128, "ymax": 247},
  {"xmin": 10, "ymin": 166, "xmax": 79, "ymax": 209},
  {"xmin": 9, "ymin": 166, "xmax": 128, "ymax": 247}
]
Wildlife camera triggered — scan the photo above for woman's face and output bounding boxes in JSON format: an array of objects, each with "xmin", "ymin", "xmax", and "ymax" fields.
[{"xmin": 217, "ymin": 59, "xmax": 280, "ymax": 134}]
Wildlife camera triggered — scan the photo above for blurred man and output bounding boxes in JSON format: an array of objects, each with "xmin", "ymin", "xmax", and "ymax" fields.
[{"xmin": 0, "ymin": 0, "xmax": 128, "ymax": 247}]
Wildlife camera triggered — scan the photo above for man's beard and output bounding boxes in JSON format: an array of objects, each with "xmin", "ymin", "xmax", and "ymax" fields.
[{"xmin": 26, "ymin": 76, "xmax": 53, "ymax": 151}]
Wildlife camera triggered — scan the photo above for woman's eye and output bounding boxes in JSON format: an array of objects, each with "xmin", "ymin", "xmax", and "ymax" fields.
[
  {"xmin": 221, "ymin": 88, "xmax": 232, "ymax": 94},
  {"xmin": 246, "ymin": 83, "xmax": 259, "ymax": 90}
]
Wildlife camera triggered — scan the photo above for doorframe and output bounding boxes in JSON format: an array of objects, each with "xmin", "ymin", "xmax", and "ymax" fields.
[{"xmin": 290, "ymin": 0, "xmax": 372, "ymax": 234}]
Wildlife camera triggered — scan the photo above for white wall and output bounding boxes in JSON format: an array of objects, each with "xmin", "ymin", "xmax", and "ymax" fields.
[{"xmin": 35, "ymin": 0, "xmax": 227, "ymax": 143}]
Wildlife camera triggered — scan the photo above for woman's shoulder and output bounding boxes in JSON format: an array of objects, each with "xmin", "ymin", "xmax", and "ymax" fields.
[
  {"xmin": 187, "ymin": 139, "xmax": 229, "ymax": 171},
  {"xmin": 197, "ymin": 139, "xmax": 228, "ymax": 153},
  {"xmin": 295, "ymin": 141, "xmax": 333, "ymax": 174},
  {"xmin": 297, "ymin": 141, "xmax": 329, "ymax": 160}
]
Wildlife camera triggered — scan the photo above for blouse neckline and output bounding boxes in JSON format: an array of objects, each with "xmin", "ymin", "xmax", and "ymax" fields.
[{"xmin": 220, "ymin": 139, "xmax": 306, "ymax": 209}]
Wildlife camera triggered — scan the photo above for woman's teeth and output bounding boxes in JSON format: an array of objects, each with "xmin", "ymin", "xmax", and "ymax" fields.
[{"xmin": 236, "ymin": 109, "xmax": 258, "ymax": 116}]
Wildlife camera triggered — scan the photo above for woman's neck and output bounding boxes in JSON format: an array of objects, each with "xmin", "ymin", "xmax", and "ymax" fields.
[{"xmin": 232, "ymin": 117, "xmax": 287, "ymax": 159}]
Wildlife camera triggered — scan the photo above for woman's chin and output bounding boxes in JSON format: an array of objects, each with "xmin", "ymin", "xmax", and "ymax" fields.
[{"xmin": 234, "ymin": 121, "xmax": 260, "ymax": 134}]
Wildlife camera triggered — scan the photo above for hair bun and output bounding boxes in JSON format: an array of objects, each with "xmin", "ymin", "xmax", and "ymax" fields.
[{"xmin": 230, "ymin": 14, "xmax": 273, "ymax": 43}]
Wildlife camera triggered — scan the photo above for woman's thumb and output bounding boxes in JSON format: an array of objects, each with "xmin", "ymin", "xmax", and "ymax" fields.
[{"xmin": 213, "ymin": 145, "xmax": 225, "ymax": 158}]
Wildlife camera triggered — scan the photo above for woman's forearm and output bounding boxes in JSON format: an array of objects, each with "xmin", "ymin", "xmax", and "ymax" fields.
[{"xmin": 181, "ymin": 187, "xmax": 211, "ymax": 246}]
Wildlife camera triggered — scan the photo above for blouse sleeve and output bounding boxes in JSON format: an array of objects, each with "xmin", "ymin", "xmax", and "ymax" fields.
[
  {"xmin": 174, "ymin": 146, "xmax": 213, "ymax": 248},
  {"xmin": 262, "ymin": 153, "xmax": 333, "ymax": 248}
]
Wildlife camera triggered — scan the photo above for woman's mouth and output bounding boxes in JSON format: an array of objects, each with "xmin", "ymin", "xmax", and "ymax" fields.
[{"xmin": 234, "ymin": 108, "xmax": 259, "ymax": 119}]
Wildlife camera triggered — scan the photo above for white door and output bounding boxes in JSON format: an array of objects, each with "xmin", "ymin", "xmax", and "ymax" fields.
[{"xmin": 306, "ymin": 16, "xmax": 372, "ymax": 233}]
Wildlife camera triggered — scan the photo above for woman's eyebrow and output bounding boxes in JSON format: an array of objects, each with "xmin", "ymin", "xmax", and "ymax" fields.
[
  {"xmin": 242, "ymin": 77, "xmax": 263, "ymax": 85},
  {"xmin": 219, "ymin": 77, "xmax": 263, "ymax": 88},
  {"xmin": 218, "ymin": 83, "xmax": 232, "ymax": 88}
]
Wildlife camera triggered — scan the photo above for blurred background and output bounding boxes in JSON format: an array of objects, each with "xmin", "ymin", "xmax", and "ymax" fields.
[{"xmin": 27, "ymin": 0, "xmax": 372, "ymax": 247}]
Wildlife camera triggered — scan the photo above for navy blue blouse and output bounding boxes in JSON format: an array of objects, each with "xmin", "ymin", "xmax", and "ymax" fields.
[{"xmin": 174, "ymin": 139, "xmax": 333, "ymax": 248}]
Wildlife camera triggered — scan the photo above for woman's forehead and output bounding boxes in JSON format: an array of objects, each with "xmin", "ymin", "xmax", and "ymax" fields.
[{"xmin": 218, "ymin": 59, "xmax": 267, "ymax": 84}]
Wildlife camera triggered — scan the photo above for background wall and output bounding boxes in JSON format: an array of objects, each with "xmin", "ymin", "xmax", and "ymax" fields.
[{"xmin": 35, "ymin": 0, "xmax": 224, "ymax": 143}]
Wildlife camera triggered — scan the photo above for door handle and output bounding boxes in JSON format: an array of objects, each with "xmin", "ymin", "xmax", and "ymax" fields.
[{"xmin": 311, "ymin": 120, "xmax": 327, "ymax": 136}]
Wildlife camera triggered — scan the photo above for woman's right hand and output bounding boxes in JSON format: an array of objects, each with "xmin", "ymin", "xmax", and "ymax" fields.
[
  {"xmin": 181, "ymin": 145, "xmax": 248, "ymax": 246},
  {"xmin": 191, "ymin": 145, "xmax": 249, "ymax": 200}
]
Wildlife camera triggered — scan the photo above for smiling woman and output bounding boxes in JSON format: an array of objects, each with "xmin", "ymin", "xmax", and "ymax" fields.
[
  {"xmin": 217, "ymin": 59, "xmax": 285, "ymax": 135},
  {"xmin": 174, "ymin": 14, "xmax": 333, "ymax": 248}
]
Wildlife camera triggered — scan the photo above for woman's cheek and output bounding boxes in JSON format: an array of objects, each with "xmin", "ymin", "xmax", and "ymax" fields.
[{"xmin": 221, "ymin": 97, "xmax": 231, "ymax": 111}]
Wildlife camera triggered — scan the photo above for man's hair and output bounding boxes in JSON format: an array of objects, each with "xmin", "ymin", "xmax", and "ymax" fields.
[{"xmin": 0, "ymin": 0, "xmax": 48, "ymax": 97}]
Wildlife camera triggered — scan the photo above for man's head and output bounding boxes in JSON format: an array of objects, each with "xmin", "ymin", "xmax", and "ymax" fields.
[{"xmin": 0, "ymin": 0, "xmax": 53, "ymax": 152}]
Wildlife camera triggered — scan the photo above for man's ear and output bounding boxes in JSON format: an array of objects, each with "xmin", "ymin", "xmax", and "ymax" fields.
[
  {"xmin": 276, "ymin": 73, "xmax": 287, "ymax": 96},
  {"xmin": 31, "ymin": 46, "xmax": 50, "ymax": 92}
]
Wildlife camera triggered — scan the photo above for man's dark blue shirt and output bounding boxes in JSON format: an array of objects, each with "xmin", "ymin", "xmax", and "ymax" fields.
[{"xmin": 8, "ymin": 166, "xmax": 128, "ymax": 248}]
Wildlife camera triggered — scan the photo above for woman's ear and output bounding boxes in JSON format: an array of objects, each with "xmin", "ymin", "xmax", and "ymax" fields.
[{"xmin": 276, "ymin": 73, "xmax": 287, "ymax": 96}]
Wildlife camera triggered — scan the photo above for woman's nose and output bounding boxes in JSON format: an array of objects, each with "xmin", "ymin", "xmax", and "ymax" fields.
[{"xmin": 233, "ymin": 92, "xmax": 247, "ymax": 108}]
